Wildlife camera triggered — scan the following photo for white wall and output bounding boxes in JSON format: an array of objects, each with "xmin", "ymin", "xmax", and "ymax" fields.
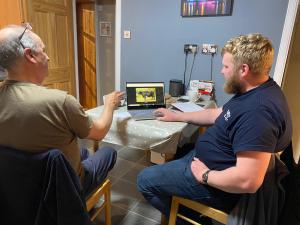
[{"xmin": 282, "ymin": 4, "xmax": 300, "ymax": 162}]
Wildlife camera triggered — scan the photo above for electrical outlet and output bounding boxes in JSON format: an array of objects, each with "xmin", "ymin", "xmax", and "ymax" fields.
[
  {"xmin": 202, "ymin": 44, "xmax": 218, "ymax": 55},
  {"xmin": 184, "ymin": 44, "xmax": 198, "ymax": 54},
  {"xmin": 123, "ymin": 30, "xmax": 131, "ymax": 39}
]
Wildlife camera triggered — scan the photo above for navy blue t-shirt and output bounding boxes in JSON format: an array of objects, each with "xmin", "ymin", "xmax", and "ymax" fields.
[{"xmin": 195, "ymin": 78, "xmax": 292, "ymax": 171}]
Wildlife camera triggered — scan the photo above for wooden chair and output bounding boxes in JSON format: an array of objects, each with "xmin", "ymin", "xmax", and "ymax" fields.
[
  {"xmin": 86, "ymin": 179, "xmax": 111, "ymax": 225},
  {"xmin": 168, "ymin": 196, "xmax": 228, "ymax": 225}
]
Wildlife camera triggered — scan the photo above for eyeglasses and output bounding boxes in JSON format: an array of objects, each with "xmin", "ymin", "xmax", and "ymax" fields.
[{"xmin": 18, "ymin": 23, "xmax": 32, "ymax": 49}]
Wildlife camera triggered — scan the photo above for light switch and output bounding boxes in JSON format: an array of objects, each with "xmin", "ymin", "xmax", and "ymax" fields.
[{"xmin": 123, "ymin": 30, "xmax": 131, "ymax": 39}]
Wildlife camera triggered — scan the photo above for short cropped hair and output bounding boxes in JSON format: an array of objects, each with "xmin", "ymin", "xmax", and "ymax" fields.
[
  {"xmin": 0, "ymin": 25, "xmax": 39, "ymax": 71},
  {"xmin": 221, "ymin": 33, "xmax": 274, "ymax": 75}
]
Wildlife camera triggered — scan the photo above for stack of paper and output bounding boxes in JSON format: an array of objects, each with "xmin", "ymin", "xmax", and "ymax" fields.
[{"xmin": 171, "ymin": 102, "xmax": 204, "ymax": 112}]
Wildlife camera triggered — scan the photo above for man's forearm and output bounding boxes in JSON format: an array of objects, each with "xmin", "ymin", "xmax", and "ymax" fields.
[
  {"xmin": 178, "ymin": 108, "xmax": 222, "ymax": 125},
  {"xmin": 87, "ymin": 105, "xmax": 114, "ymax": 141},
  {"xmin": 206, "ymin": 167, "xmax": 261, "ymax": 193},
  {"xmin": 191, "ymin": 152, "xmax": 271, "ymax": 194},
  {"xmin": 94, "ymin": 105, "xmax": 114, "ymax": 140}
]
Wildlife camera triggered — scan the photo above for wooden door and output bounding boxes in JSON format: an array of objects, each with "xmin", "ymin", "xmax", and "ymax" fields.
[
  {"xmin": 76, "ymin": 2, "xmax": 97, "ymax": 109},
  {"xmin": 0, "ymin": 0, "xmax": 24, "ymax": 85},
  {"xmin": 0, "ymin": 0, "xmax": 23, "ymax": 28},
  {"xmin": 21, "ymin": 0, "xmax": 76, "ymax": 96}
]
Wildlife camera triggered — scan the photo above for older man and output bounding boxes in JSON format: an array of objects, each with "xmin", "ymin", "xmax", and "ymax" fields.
[
  {"xmin": 0, "ymin": 24, "xmax": 124, "ymax": 196},
  {"xmin": 137, "ymin": 33, "xmax": 292, "ymax": 220}
]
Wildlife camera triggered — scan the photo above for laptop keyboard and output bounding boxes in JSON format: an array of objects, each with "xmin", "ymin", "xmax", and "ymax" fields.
[{"xmin": 130, "ymin": 109, "xmax": 155, "ymax": 115}]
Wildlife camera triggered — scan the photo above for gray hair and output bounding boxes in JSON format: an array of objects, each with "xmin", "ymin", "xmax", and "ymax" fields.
[{"xmin": 0, "ymin": 25, "xmax": 39, "ymax": 71}]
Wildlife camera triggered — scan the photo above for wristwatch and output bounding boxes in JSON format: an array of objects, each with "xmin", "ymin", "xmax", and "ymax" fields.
[{"xmin": 202, "ymin": 169, "xmax": 211, "ymax": 184}]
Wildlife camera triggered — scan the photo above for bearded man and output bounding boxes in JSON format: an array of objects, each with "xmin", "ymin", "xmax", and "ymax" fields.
[{"xmin": 137, "ymin": 33, "xmax": 292, "ymax": 223}]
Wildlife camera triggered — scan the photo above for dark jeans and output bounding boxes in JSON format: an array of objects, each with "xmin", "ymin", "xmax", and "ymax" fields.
[
  {"xmin": 137, "ymin": 149, "xmax": 239, "ymax": 219},
  {"xmin": 81, "ymin": 147, "xmax": 117, "ymax": 196}
]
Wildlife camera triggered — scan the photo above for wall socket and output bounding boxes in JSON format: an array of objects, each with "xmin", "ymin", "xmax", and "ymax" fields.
[
  {"xmin": 202, "ymin": 44, "xmax": 218, "ymax": 55},
  {"xmin": 184, "ymin": 44, "xmax": 198, "ymax": 54}
]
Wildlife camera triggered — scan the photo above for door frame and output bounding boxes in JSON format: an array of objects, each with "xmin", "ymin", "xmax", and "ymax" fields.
[
  {"xmin": 273, "ymin": 0, "xmax": 299, "ymax": 86},
  {"xmin": 72, "ymin": 0, "xmax": 79, "ymax": 98}
]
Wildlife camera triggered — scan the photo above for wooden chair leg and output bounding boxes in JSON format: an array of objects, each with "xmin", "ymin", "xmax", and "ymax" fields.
[
  {"xmin": 86, "ymin": 179, "xmax": 111, "ymax": 224},
  {"xmin": 168, "ymin": 197, "xmax": 180, "ymax": 225},
  {"xmin": 105, "ymin": 187, "xmax": 111, "ymax": 225}
]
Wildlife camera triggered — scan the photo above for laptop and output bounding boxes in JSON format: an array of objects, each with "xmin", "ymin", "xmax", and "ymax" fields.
[{"xmin": 126, "ymin": 82, "xmax": 166, "ymax": 120}]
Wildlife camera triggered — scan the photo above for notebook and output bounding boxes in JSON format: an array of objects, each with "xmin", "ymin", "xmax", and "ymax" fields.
[{"xmin": 126, "ymin": 82, "xmax": 166, "ymax": 120}]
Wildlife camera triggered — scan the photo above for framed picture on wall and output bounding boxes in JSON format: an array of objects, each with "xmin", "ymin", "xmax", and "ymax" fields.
[
  {"xmin": 181, "ymin": 0, "xmax": 234, "ymax": 17},
  {"xmin": 100, "ymin": 21, "xmax": 111, "ymax": 37}
]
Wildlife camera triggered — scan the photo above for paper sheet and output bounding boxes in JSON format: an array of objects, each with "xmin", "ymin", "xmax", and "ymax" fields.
[{"xmin": 171, "ymin": 102, "xmax": 204, "ymax": 112}]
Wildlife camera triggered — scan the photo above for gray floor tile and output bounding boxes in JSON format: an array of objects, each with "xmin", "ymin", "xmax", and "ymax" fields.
[
  {"xmin": 94, "ymin": 204, "xmax": 129, "ymax": 225},
  {"xmin": 121, "ymin": 163, "xmax": 146, "ymax": 185},
  {"xmin": 117, "ymin": 147, "xmax": 147, "ymax": 162},
  {"xmin": 119, "ymin": 211, "xmax": 160, "ymax": 225},
  {"xmin": 111, "ymin": 178, "xmax": 143, "ymax": 211},
  {"xmin": 137, "ymin": 152, "xmax": 155, "ymax": 167},
  {"xmin": 100, "ymin": 147, "xmax": 166, "ymax": 225},
  {"xmin": 109, "ymin": 157, "xmax": 136, "ymax": 179},
  {"xmin": 131, "ymin": 198, "xmax": 162, "ymax": 223}
]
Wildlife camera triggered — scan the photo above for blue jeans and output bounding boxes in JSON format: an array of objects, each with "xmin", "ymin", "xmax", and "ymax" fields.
[
  {"xmin": 81, "ymin": 147, "xmax": 117, "ymax": 196},
  {"xmin": 137, "ymin": 149, "xmax": 239, "ymax": 218}
]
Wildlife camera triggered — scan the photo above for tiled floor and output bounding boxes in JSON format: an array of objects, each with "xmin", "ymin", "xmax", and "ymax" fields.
[
  {"xmin": 95, "ymin": 144, "xmax": 162, "ymax": 225},
  {"xmin": 94, "ymin": 143, "xmax": 222, "ymax": 225}
]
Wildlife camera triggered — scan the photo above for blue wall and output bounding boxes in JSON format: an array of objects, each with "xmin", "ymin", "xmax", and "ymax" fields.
[{"xmin": 120, "ymin": 0, "xmax": 288, "ymax": 106}]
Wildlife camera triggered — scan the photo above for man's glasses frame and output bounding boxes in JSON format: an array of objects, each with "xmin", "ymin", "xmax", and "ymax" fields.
[{"xmin": 18, "ymin": 23, "xmax": 32, "ymax": 49}]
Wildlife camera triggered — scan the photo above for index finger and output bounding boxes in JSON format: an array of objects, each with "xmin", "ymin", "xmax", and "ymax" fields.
[{"xmin": 116, "ymin": 91, "xmax": 125, "ymax": 97}]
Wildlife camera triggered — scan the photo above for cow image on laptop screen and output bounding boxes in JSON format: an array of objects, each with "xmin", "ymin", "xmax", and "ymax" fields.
[{"xmin": 126, "ymin": 82, "xmax": 166, "ymax": 120}]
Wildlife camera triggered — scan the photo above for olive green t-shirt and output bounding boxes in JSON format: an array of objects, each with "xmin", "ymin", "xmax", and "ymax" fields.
[{"xmin": 0, "ymin": 80, "xmax": 93, "ymax": 176}]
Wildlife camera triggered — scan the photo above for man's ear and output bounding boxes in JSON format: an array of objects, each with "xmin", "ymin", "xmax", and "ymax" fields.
[
  {"xmin": 240, "ymin": 64, "xmax": 250, "ymax": 77},
  {"xmin": 23, "ymin": 48, "xmax": 37, "ymax": 63}
]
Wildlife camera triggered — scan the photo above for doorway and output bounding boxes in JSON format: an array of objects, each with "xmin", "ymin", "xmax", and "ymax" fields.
[
  {"xmin": 96, "ymin": 0, "xmax": 116, "ymax": 105},
  {"xmin": 76, "ymin": 0, "xmax": 116, "ymax": 109}
]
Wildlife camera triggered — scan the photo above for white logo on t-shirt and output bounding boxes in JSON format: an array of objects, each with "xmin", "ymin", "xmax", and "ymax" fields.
[{"xmin": 224, "ymin": 109, "xmax": 231, "ymax": 121}]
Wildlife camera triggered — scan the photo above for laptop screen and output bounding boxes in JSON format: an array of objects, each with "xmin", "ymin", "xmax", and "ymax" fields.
[{"xmin": 126, "ymin": 82, "xmax": 165, "ymax": 109}]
